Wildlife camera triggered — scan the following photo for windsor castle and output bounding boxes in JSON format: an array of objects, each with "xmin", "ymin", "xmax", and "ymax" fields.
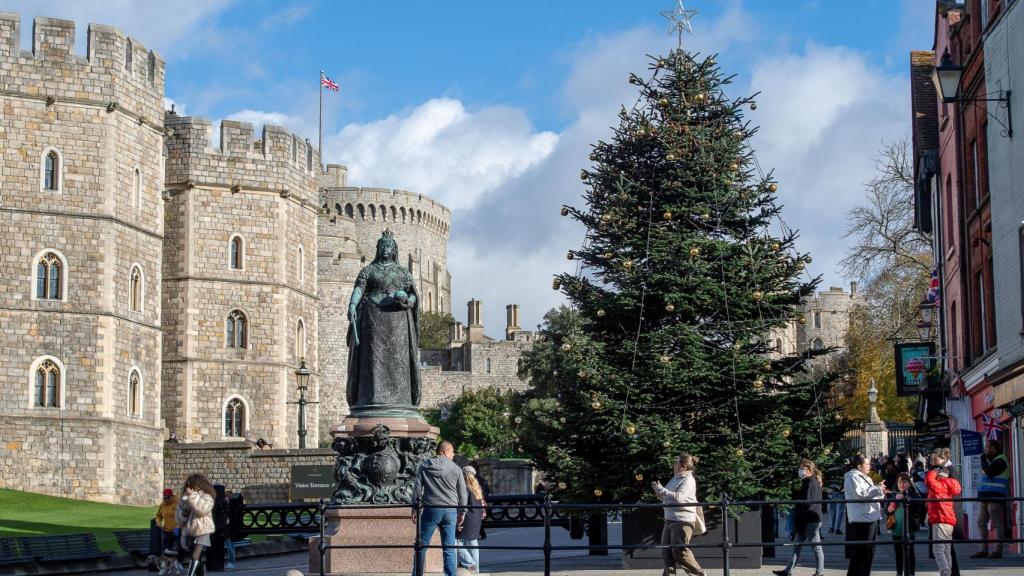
[{"xmin": 0, "ymin": 14, "xmax": 537, "ymax": 505}]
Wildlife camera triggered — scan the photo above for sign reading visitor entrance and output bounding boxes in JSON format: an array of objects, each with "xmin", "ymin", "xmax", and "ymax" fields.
[
  {"xmin": 290, "ymin": 465, "xmax": 335, "ymax": 501},
  {"xmin": 960, "ymin": 429, "xmax": 985, "ymax": 456},
  {"xmin": 894, "ymin": 342, "xmax": 935, "ymax": 397}
]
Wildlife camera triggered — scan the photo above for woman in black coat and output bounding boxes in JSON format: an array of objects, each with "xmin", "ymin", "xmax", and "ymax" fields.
[
  {"xmin": 775, "ymin": 459, "xmax": 825, "ymax": 576},
  {"xmin": 456, "ymin": 466, "xmax": 486, "ymax": 573}
]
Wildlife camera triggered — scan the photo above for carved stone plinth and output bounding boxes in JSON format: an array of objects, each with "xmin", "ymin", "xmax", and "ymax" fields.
[
  {"xmin": 309, "ymin": 507, "xmax": 443, "ymax": 576},
  {"xmin": 329, "ymin": 416, "xmax": 440, "ymax": 505}
]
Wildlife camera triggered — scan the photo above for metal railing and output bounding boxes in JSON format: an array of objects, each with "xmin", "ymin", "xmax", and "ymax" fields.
[{"xmin": 314, "ymin": 494, "xmax": 1024, "ymax": 576}]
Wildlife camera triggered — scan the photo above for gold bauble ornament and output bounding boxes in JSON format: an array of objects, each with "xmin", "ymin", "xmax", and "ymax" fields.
[
  {"xmin": 629, "ymin": 73, "xmax": 639, "ymax": 84},
  {"xmin": 514, "ymin": 416, "xmax": 523, "ymax": 424},
  {"xmin": 695, "ymin": 93, "xmax": 706, "ymax": 102},
  {"xmin": 594, "ymin": 488, "xmax": 603, "ymax": 497},
  {"xmin": 753, "ymin": 378, "xmax": 764, "ymax": 389},
  {"xmin": 659, "ymin": 98, "xmax": 669, "ymax": 107},
  {"xmin": 635, "ymin": 473, "xmax": 644, "ymax": 482},
  {"xmin": 663, "ymin": 440, "xmax": 671, "ymax": 448},
  {"xmin": 558, "ymin": 482, "xmax": 567, "ymax": 490},
  {"xmin": 578, "ymin": 370, "xmax": 587, "ymax": 378},
  {"xmin": 603, "ymin": 251, "xmax": 614, "ymax": 260},
  {"xmin": 796, "ymin": 262, "xmax": 806, "ymax": 271},
  {"xmin": 560, "ymin": 206, "xmax": 569, "ymax": 216},
  {"xmin": 591, "ymin": 400, "xmax": 602, "ymax": 410},
  {"xmin": 637, "ymin": 128, "xmax": 646, "ymax": 137},
  {"xmin": 623, "ymin": 259, "xmax": 634, "ymax": 271},
  {"xmin": 752, "ymin": 290, "xmax": 763, "ymax": 302},
  {"xmin": 665, "ymin": 303, "xmax": 676, "ymax": 313},
  {"xmin": 750, "ymin": 102, "xmax": 757, "ymax": 110},
  {"xmin": 804, "ymin": 255, "xmax": 813, "ymax": 264},
  {"xmin": 625, "ymin": 424, "xmax": 637, "ymax": 435},
  {"xmin": 560, "ymin": 343, "xmax": 572, "ymax": 352},
  {"xmin": 798, "ymin": 315, "xmax": 807, "ymax": 325},
  {"xmin": 701, "ymin": 213, "xmax": 711, "ymax": 221},
  {"xmin": 689, "ymin": 247, "xmax": 700, "ymax": 257},
  {"xmin": 735, "ymin": 448, "xmax": 745, "ymax": 457},
  {"xmin": 552, "ymin": 278, "xmax": 561, "ymax": 290},
  {"xmin": 771, "ymin": 241, "xmax": 781, "ymax": 251},
  {"xmin": 782, "ymin": 427, "xmax": 791, "ymax": 438},
  {"xmin": 596, "ymin": 309, "xmax": 606, "ymax": 318},
  {"xmin": 764, "ymin": 361, "xmax": 772, "ymax": 371},
  {"xmin": 589, "ymin": 153, "xmax": 597, "ymax": 161},
  {"xmin": 666, "ymin": 153, "xmax": 676, "ymax": 161},
  {"xmin": 559, "ymin": 417, "xmax": 567, "ymax": 424},
  {"xmin": 659, "ymin": 355, "xmax": 671, "ymax": 364},
  {"xmin": 601, "ymin": 213, "xmax": 613, "ymax": 223},
  {"xmin": 729, "ymin": 163, "xmax": 739, "ymax": 172},
  {"xmin": 768, "ymin": 183, "xmax": 778, "ymax": 193},
  {"xmin": 580, "ymin": 170, "xmax": 589, "ymax": 181},
  {"xmin": 566, "ymin": 251, "xmax": 574, "ymax": 260},
  {"xmin": 824, "ymin": 446, "xmax": 833, "ymax": 455},
  {"xmin": 663, "ymin": 210, "xmax": 673, "ymax": 221},
  {"xmin": 708, "ymin": 57, "xmax": 716, "ymax": 65},
  {"xmin": 733, "ymin": 342, "xmax": 742, "ymax": 351},
  {"xmin": 657, "ymin": 59, "xmax": 666, "ymax": 67}
]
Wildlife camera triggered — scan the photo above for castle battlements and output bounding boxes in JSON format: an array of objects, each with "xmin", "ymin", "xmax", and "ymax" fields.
[
  {"xmin": 320, "ymin": 186, "xmax": 451, "ymax": 237},
  {"xmin": 0, "ymin": 14, "xmax": 165, "ymax": 123},
  {"xmin": 163, "ymin": 114, "xmax": 320, "ymax": 205}
]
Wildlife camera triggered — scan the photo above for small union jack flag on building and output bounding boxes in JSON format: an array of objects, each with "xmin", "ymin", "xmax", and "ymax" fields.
[{"xmin": 321, "ymin": 72, "xmax": 339, "ymax": 92}]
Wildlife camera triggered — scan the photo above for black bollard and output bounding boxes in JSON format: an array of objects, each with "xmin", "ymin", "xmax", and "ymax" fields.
[{"xmin": 587, "ymin": 512, "xmax": 608, "ymax": 556}]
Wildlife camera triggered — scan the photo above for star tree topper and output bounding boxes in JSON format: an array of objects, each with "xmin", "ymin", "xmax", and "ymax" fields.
[{"xmin": 661, "ymin": 0, "xmax": 698, "ymax": 47}]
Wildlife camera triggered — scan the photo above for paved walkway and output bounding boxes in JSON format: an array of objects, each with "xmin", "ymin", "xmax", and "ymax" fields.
[{"xmin": 111, "ymin": 521, "xmax": 1024, "ymax": 576}]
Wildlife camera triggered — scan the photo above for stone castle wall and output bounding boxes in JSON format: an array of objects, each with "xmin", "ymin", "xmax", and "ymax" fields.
[
  {"xmin": 163, "ymin": 442, "xmax": 335, "ymax": 503},
  {"xmin": 161, "ymin": 114, "xmax": 320, "ymax": 448},
  {"xmin": 0, "ymin": 14, "xmax": 165, "ymax": 505}
]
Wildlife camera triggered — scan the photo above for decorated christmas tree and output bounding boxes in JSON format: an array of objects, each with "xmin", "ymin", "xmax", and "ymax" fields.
[{"xmin": 517, "ymin": 46, "xmax": 849, "ymax": 503}]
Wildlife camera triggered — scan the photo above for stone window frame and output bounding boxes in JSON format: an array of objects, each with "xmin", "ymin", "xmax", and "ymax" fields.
[
  {"xmin": 229, "ymin": 234, "xmax": 245, "ymax": 270},
  {"xmin": 486, "ymin": 358, "xmax": 492, "ymax": 373},
  {"xmin": 223, "ymin": 395, "xmax": 249, "ymax": 438},
  {"xmin": 132, "ymin": 166, "xmax": 143, "ymax": 210},
  {"xmin": 129, "ymin": 263, "xmax": 144, "ymax": 313},
  {"xmin": 127, "ymin": 366, "xmax": 143, "ymax": 418},
  {"xmin": 226, "ymin": 308, "xmax": 250, "ymax": 349},
  {"xmin": 298, "ymin": 244, "xmax": 305, "ymax": 284},
  {"xmin": 296, "ymin": 318, "xmax": 305, "ymax": 361},
  {"xmin": 28, "ymin": 355, "xmax": 66, "ymax": 410},
  {"xmin": 40, "ymin": 147, "xmax": 64, "ymax": 193},
  {"xmin": 125, "ymin": 39, "xmax": 133, "ymax": 72},
  {"xmin": 30, "ymin": 248, "xmax": 69, "ymax": 302}
]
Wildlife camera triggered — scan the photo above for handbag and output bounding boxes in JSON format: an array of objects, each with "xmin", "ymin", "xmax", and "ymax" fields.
[
  {"xmin": 886, "ymin": 512, "xmax": 896, "ymax": 531},
  {"xmin": 692, "ymin": 505, "xmax": 707, "ymax": 536}
]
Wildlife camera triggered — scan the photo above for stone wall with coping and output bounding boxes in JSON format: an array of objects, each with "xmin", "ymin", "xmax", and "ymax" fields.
[{"xmin": 163, "ymin": 442, "xmax": 335, "ymax": 503}]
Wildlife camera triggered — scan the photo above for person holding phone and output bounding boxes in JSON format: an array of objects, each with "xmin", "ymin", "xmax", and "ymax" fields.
[{"xmin": 844, "ymin": 454, "xmax": 886, "ymax": 576}]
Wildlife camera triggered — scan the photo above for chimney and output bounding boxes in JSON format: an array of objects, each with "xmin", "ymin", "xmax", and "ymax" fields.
[
  {"xmin": 467, "ymin": 300, "xmax": 484, "ymax": 342},
  {"xmin": 505, "ymin": 304, "xmax": 521, "ymax": 340},
  {"xmin": 448, "ymin": 321, "xmax": 464, "ymax": 343}
]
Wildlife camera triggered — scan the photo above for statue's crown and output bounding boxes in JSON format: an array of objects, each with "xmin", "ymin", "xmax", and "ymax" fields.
[{"xmin": 382, "ymin": 229, "xmax": 394, "ymax": 238}]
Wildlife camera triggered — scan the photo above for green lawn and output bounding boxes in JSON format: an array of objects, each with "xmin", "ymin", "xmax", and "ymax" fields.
[{"xmin": 0, "ymin": 489, "xmax": 155, "ymax": 552}]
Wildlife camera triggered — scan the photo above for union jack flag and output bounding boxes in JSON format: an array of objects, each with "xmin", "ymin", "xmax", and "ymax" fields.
[
  {"xmin": 321, "ymin": 72, "xmax": 339, "ymax": 92},
  {"xmin": 927, "ymin": 267, "xmax": 940, "ymax": 305},
  {"xmin": 982, "ymin": 412, "xmax": 1007, "ymax": 440}
]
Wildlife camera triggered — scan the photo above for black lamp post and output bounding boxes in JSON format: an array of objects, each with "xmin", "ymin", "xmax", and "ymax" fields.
[
  {"xmin": 916, "ymin": 296, "xmax": 936, "ymax": 342},
  {"xmin": 289, "ymin": 358, "xmax": 317, "ymax": 449},
  {"xmin": 932, "ymin": 49, "xmax": 1013, "ymax": 138}
]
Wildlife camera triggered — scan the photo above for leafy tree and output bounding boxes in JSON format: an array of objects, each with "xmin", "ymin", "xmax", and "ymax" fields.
[
  {"xmin": 517, "ymin": 49, "xmax": 849, "ymax": 504},
  {"xmin": 419, "ymin": 311, "xmax": 455, "ymax": 349},
  {"xmin": 426, "ymin": 387, "xmax": 521, "ymax": 459}
]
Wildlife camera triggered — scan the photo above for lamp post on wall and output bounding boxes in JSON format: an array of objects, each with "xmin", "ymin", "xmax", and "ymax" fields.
[
  {"xmin": 933, "ymin": 48, "xmax": 1013, "ymax": 138},
  {"xmin": 288, "ymin": 358, "xmax": 317, "ymax": 449},
  {"xmin": 917, "ymin": 296, "xmax": 937, "ymax": 342}
]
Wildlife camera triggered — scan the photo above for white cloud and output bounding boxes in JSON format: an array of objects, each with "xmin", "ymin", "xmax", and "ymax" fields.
[
  {"xmin": 227, "ymin": 109, "xmax": 305, "ymax": 132},
  {"xmin": 325, "ymin": 98, "xmax": 558, "ymax": 211},
  {"xmin": 163, "ymin": 97, "xmax": 185, "ymax": 115}
]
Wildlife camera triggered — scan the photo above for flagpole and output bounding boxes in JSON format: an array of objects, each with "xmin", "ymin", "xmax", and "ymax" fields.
[{"xmin": 318, "ymin": 70, "xmax": 324, "ymax": 173}]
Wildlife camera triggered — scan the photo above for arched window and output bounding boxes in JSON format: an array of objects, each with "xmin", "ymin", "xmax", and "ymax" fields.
[
  {"xmin": 486, "ymin": 358, "xmax": 492, "ymax": 373},
  {"xmin": 428, "ymin": 291, "xmax": 433, "ymax": 311},
  {"xmin": 129, "ymin": 264, "xmax": 143, "ymax": 312},
  {"xmin": 226, "ymin": 310, "xmax": 248, "ymax": 348},
  {"xmin": 345, "ymin": 204, "xmax": 354, "ymax": 218},
  {"xmin": 369, "ymin": 205, "xmax": 377, "ymax": 220},
  {"xmin": 401, "ymin": 207, "xmax": 407, "ymax": 222},
  {"xmin": 813, "ymin": 311, "xmax": 822, "ymax": 329},
  {"xmin": 229, "ymin": 235, "xmax": 244, "ymax": 270},
  {"xmin": 335, "ymin": 203, "xmax": 342, "ymax": 215},
  {"xmin": 128, "ymin": 369, "xmax": 142, "ymax": 417},
  {"xmin": 812, "ymin": 338, "xmax": 824, "ymax": 350},
  {"xmin": 357, "ymin": 204, "xmax": 365, "ymax": 220},
  {"xmin": 417, "ymin": 210, "xmax": 422, "ymax": 223},
  {"xmin": 224, "ymin": 397, "xmax": 246, "ymax": 437},
  {"xmin": 125, "ymin": 39, "xmax": 133, "ymax": 72},
  {"xmin": 298, "ymin": 245, "xmax": 305, "ymax": 283},
  {"xmin": 296, "ymin": 319, "xmax": 305, "ymax": 360},
  {"xmin": 133, "ymin": 168, "xmax": 142, "ymax": 209},
  {"xmin": 36, "ymin": 252, "xmax": 62, "ymax": 300},
  {"xmin": 43, "ymin": 149, "xmax": 60, "ymax": 191},
  {"xmin": 380, "ymin": 205, "xmax": 387, "ymax": 221},
  {"xmin": 33, "ymin": 359, "xmax": 61, "ymax": 408},
  {"xmin": 775, "ymin": 338, "xmax": 783, "ymax": 352},
  {"xmin": 391, "ymin": 206, "xmax": 397, "ymax": 221},
  {"xmin": 408, "ymin": 255, "xmax": 414, "ymax": 274},
  {"xmin": 147, "ymin": 51, "xmax": 156, "ymax": 86}
]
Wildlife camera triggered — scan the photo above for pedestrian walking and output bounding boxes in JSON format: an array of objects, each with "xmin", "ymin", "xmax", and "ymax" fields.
[
  {"xmin": 973, "ymin": 439, "xmax": 1010, "ymax": 559},
  {"xmin": 925, "ymin": 450, "xmax": 961, "ymax": 576},
  {"xmin": 652, "ymin": 453, "xmax": 705, "ymax": 576},
  {"xmin": 456, "ymin": 465, "xmax": 486, "ymax": 573},
  {"xmin": 774, "ymin": 459, "xmax": 825, "ymax": 576},
  {"xmin": 175, "ymin": 474, "xmax": 216, "ymax": 576},
  {"xmin": 886, "ymin": 472, "xmax": 924, "ymax": 576},
  {"xmin": 843, "ymin": 454, "xmax": 885, "ymax": 576},
  {"xmin": 154, "ymin": 488, "xmax": 183, "ymax": 572},
  {"xmin": 411, "ymin": 440, "xmax": 467, "ymax": 576}
]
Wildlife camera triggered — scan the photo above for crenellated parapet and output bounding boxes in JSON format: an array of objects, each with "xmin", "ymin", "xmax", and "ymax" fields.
[
  {"xmin": 164, "ymin": 114, "xmax": 320, "ymax": 205},
  {"xmin": 320, "ymin": 187, "xmax": 451, "ymax": 238},
  {"xmin": 0, "ymin": 13, "xmax": 165, "ymax": 126}
]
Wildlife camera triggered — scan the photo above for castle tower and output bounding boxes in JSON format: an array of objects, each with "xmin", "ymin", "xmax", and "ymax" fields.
[
  {"xmin": 162, "ymin": 115, "xmax": 320, "ymax": 448},
  {"xmin": 317, "ymin": 181, "xmax": 451, "ymax": 438},
  {"xmin": 0, "ymin": 14, "xmax": 166, "ymax": 505}
]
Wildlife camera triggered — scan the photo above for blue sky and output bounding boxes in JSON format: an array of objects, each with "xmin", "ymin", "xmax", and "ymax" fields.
[{"xmin": 8, "ymin": 1, "xmax": 935, "ymax": 332}]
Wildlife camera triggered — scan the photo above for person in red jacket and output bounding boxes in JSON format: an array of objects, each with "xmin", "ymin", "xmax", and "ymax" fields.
[{"xmin": 925, "ymin": 451, "xmax": 961, "ymax": 576}]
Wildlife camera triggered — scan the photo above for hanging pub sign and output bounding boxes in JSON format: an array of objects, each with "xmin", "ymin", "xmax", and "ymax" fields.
[{"xmin": 894, "ymin": 342, "xmax": 936, "ymax": 397}]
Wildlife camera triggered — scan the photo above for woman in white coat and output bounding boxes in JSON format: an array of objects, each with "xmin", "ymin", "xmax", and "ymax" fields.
[
  {"xmin": 843, "ymin": 454, "xmax": 886, "ymax": 576},
  {"xmin": 652, "ymin": 454, "xmax": 705, "ymax": 576}
]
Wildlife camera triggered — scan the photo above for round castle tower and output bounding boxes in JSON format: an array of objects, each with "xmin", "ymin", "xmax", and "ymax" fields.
[{"xmin": 317, "ymin": 164, "xmax": 452, "ymax": 438}]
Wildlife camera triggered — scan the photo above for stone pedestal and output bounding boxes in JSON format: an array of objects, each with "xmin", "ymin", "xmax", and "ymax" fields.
[
  {"xmin": 864, "ymin": 420, "xmax": 889, "ymax": 458},
  {"xmin": 309, "ymin": 507, "xmax": 443, "ymax": 576}
]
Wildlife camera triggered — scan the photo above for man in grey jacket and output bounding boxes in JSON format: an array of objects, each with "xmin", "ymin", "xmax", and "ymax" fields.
[{"xmin": 412, "ymin": 440, "xmax": 467, "ymax": 576}]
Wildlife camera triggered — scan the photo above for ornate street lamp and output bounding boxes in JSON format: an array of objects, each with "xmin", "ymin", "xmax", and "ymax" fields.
[
  {"xmin": 917, "ymin": 296, "xmax": 936, "ymax": 342},
  {"xmin": 932, "ymin": 49, "xmax": 1013, "ymax": 137},
  {"xmin": 289, "ymin": 358, "xmax": 317, "ymax": 449},
  {"xmin": 868, "ymin": 378, "xmax": 880, "ymax": 423}
]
